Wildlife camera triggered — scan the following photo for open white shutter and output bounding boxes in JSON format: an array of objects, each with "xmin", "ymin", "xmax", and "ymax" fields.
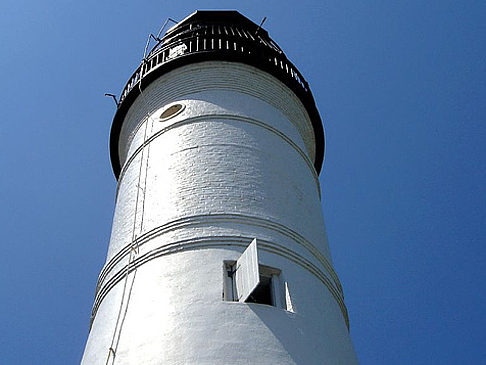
[{"xmin": 235, "ymin": 239, "xmax": 260, "ymax": 302}]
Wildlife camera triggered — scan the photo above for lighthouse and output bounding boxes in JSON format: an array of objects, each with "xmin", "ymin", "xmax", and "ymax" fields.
[{"xmin": 82, "ymin": 10, "xmax": 358, "ymax": 364}]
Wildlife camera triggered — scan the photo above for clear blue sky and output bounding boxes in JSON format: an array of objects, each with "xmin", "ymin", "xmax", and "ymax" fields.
[{"xmin": 1, "ymin": 1, "xmax": 485, "ymax": 364}]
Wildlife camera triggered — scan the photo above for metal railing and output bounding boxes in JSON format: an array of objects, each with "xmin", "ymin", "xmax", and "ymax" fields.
[{"xmin": 118, "ymin": 23, "xmax": 310, "ymax": 106}]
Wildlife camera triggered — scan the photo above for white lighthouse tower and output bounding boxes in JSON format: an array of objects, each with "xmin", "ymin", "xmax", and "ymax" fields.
[{"xmin": 82, "ymin": 11, "xmax": 358, "ymax": 364}]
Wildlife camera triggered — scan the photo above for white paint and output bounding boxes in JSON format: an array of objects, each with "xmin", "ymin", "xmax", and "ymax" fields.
[
  {"xmin": 82, "ymin": 62, "xmax": 358, "ymax": 364},
  {"xmin": 235, "ymin": 238, "xmax": 260, "ymax": 302},
  {"xmin": 168, "ymin": 44, "xmax": 187, "ymax": 59}
]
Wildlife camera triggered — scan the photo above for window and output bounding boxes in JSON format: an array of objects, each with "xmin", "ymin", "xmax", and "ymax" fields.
[{"xmin": 223, "ymin": 239, "xmax": 285, "ymax": 308}]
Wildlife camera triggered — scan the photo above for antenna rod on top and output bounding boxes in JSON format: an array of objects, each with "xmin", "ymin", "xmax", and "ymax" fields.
[
  {"xmin": 255, "ymin": 16, "xmax": 267, "ymax": 35},
  {"xmin": 143, "ymin": 34, "xmax": 161, "ymax": 60},
  {"xmin": 143, "ymin": 17, "xmax": 179, "ymax": 61},
  {"xmin": 156, "ymin": 17, "xmax": 178, "ymax": 39}
]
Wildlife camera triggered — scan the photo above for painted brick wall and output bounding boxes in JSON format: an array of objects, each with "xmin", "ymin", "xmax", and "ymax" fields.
[{"xmin": 82, "ymin": 62, "xmax": 357, "ymax": 365}]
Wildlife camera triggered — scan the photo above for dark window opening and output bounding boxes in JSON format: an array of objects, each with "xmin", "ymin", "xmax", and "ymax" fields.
[
  {"xmin": 245, "ymin": 275, "xmax": 273, "ymax": 305},
  {"xmin": 222, "ymin": 239, "xmax": 288, "ymax": 309},
  {"xmin": 223, "ymin": 261, "xmax": 284, "ymax": 308}
]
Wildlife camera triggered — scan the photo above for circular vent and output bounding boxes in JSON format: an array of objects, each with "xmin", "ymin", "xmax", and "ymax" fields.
[{"xmin": 160, "ymin": 103, "xmax": 185, "ymax": 121}]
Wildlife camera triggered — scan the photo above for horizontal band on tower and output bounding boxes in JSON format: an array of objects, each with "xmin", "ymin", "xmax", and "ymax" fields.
[
  {"xmin": 97, "ymin": 213, "xmax": 342, "ymax": 294},
  {"xmin": 90, "ymin": 235, "xmax": 349, "ymax": 331},
  {"xmin": 116, "ymin": 114, "xmax": 321, "ymax": 201}
]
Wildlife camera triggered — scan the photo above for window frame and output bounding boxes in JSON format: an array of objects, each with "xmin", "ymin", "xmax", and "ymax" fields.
[{"xmin": 223, "ymin": 260, "xmax": 285, "ymax": 308}]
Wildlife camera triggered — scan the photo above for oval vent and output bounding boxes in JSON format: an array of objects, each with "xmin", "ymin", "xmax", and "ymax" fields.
[{"xmin": 159, "ymin": 103, "xmax": 185, "ymax": 121}]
